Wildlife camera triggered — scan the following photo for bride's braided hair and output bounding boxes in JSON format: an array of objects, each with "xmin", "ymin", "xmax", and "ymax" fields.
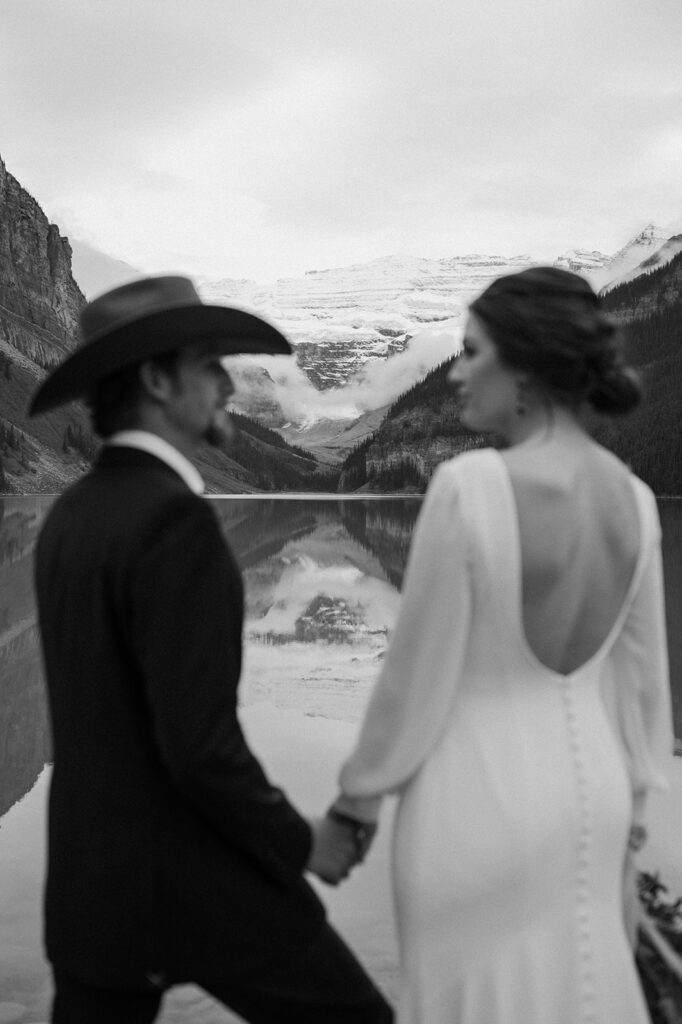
[{"xmin": 470, "ymin": 266, "xmax": 642, "ymax": 415}]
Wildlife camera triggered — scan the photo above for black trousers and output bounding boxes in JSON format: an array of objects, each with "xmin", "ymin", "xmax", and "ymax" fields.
[{"xmin": 51, "ymin": 924, "xmax": 394, "ymax": 1023}]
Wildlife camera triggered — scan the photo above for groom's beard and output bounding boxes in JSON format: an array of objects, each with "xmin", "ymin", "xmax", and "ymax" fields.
[{"xmin": 204, "ymin": 408, "xmax": 235, "ymax": 448}]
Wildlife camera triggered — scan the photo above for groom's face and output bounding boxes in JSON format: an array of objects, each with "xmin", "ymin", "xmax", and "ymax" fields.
[{"xmin": 163, "ymin": 344, "xmax": 236, "ymax": 449}]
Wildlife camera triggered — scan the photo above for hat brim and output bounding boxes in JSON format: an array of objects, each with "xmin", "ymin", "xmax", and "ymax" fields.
[{"xmin": 29, "ymin": 304, "xmax": 291, "ymax": 415}]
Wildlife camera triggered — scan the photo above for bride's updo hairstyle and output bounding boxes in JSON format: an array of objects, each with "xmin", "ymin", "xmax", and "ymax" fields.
[{"xmin": 469, "ymin": 266, "xmax": 642, "ymax": 415}]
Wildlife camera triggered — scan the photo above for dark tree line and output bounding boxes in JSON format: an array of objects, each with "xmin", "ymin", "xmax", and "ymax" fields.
[
  {"xmin": 600, "ymin": 243, "xmax": 682, "ymax": 310},
  {"xmin": 230, "ymin": 412, "xmax": 317, "ymax": 463},
  {"xmin": 0, "ymin": 419, "xmax": 21, "ymax": 451},
  {"xmin": 591, "ymin": 252, "xmax": 682, "ymax": 495},
  {"xmin": 371, "ymin": 458, "xmax": 428, "ymax": 492},
  {"xmin": 339, "ymin": 435, "xmax": 375, "ymax": 491},
  {"xmin": 62, "ymin": 422, "xmax": 98, "ymax": 461},
  {"xmin": 230, "ymin": 416, "xmax": 339, "ymax": 491},
  {"xmin": 338, "ymin": 357, "xmax": 486, "ymax": 492}
]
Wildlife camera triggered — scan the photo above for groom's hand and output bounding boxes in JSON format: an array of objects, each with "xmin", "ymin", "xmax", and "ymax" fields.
[
  {"xmin": 306, "ymin": 817, "xmax": 359, "ymax": 885},
  {"xmin": 327, "ymin": 808, "xmax": 377, "ymax": 863}
]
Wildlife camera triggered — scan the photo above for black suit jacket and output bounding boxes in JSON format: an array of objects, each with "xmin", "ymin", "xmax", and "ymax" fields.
[{"xmin": 34, "ymin": 446, "xmax": 325, "ymax": 988}]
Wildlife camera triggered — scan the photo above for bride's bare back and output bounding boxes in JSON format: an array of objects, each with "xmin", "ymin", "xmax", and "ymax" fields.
[{"xmin": 501, "ymin": 432, "xmax": 641, "ymax": 676}]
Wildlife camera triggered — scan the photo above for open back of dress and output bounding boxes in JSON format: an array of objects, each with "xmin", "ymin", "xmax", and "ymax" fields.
[{"xmin": 500, "ymin": 443, "xmax": 642, "ymax": 676}]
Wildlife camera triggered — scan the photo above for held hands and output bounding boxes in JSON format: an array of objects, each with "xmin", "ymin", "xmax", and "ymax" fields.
[
  {"xmin": 623, "ymin": 847, "xmax": 642, "ymax": 948},
  {"xmin": 623, "ymin": 823, "xmax": 647, "ymax": 948},
  {"xmin": 306, "ymin": 812, "xmax": 377, "ymax": 886}
]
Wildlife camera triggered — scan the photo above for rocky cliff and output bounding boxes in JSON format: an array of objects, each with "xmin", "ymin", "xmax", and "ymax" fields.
[
  {"xmin": 0, "ymin": 159, "xmax": 83, "ymax": 367},
  {"xmin": 0, "ymin": 156, "xmax": 94, "ymax": 491},
  {"xmin": 0, "ymin": 498, "xmax": 52, "ymax": 815}
]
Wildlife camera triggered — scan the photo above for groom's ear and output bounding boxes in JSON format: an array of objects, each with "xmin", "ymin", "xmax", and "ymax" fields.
[{"xmin": 139, "ymin": 360, "xmax": 175, "ymax": 403}]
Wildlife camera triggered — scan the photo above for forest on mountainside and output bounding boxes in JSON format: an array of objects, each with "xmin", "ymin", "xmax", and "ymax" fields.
[
  {"xmin": 228, "ymin": 413, "xmax": 339, "ymax": 491},
  {"xmin": 338, "ymin": 358, "xmax": 486, "ymax": 492},
  {"xmin": 590, "ymin": 251, "xmax": 682, "ymax": 495}
]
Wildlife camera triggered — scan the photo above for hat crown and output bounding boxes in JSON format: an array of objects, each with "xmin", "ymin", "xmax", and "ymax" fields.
[{"xmin": 80, "ymin": 275, "xmax": 201, "ymax": 346}]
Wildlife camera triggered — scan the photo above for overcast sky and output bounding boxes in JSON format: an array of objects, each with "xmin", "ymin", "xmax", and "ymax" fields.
[{"xmin": 2, "ymin": 0, "xmax": 681, "ymax": 282}]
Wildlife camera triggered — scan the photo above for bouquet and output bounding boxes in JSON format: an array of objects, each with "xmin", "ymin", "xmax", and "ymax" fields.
[{"xmin": 637, "ymin": 872, "xmax": 682, "ymax": 1024}]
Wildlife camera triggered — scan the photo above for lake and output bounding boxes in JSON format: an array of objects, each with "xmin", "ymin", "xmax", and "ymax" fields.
[{"xmin": 0, "ymin": 494, "xmax": 680, "ymax": 1023}]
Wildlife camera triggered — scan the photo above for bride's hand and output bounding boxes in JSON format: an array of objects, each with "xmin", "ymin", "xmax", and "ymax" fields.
[
  {"xmin": 623, "ymin": 847, "xmax": 642, "ymax": 949},
  {"xmin": 306, "ymin": 816, "xmax": 360, "ymax": 886}
]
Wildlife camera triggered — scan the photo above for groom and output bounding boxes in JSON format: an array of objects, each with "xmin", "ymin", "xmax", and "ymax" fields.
[{"xmin": 30, "ymin": 276, "xmax": 392, "ymax": 1023}]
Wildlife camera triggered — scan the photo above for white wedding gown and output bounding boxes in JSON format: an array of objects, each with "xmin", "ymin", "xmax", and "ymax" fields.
[{"xmin": 339, "ymin": 448, "xmax": 672, "ymax": 1024}]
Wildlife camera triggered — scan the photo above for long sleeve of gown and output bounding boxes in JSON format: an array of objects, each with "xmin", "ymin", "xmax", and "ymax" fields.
[
  {"xmin": 335, "ymin": 462, "xmax": 472, "ymax": 821},
  {"xmin": 608, "ymin": 485, "xmax": 673, "ymax": 822}
]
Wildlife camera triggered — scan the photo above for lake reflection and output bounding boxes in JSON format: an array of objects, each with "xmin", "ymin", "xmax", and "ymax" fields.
[
  {"xmin": 0, "ymin": 494, "xmax": 680, "ymax": 1023},
  {"xmin": 213, "ymin": 497, "xmax": 421, "ymax": 720}
]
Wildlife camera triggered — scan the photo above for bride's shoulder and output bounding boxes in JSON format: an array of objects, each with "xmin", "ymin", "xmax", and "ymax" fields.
[
  {"xmin": 425, "ymin": 446, "xmax": 498, "ymax": 495},
  {"xmin": 440, "ymin": 445, "xmax": 499, "ymax": 477},
  {"xmin": 421, "ymin": 449, "xmax": 504, "ymax": 520},
  {"xmin": 501, "ymin": 433, "xmax": 631, "ymax": 489}
]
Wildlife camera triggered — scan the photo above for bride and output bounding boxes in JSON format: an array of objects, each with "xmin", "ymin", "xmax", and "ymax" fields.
[{"xmin": 329, "ymin": 266, "xmax": 673, "ymax": 1023}]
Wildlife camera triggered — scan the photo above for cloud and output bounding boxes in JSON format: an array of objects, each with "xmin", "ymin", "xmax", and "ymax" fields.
[
  {"xmin": 2, "ymin": 0, "xmax": 681, "ymax": 279},
  {"xmin": 333, "ymin": 321, "xmax": 463, "ymax": 416},
  {"xmin": 228, "ymin": 318, "xmax": 463, "ymax": 425}
]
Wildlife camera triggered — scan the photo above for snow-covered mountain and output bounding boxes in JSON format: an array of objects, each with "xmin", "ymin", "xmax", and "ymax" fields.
[
  {"xmin": 198, "ymin": 229, "xmax": 680, "ymax": 430},
  {"xmin": 201, "ymin": 226, "xmax": 682, "ymax": 401},
  {"xmin": 552, "ymin": 248, "xmax": 613, "ymax": 279},
  {"xmin": 553, "ymin": 225, "xmax": 678, "ymax": 291},
  {"xmin": 198, "ymin": 253, "xmax": 535, "ymax": 392},
  {"xmin": 593, "ymin": 224, "xmax": 674, "ymax": 290},
  {"xmin": 67, "ymin": 222, "xmax": 682, "ymax": 434},
  {"xmin": 601, "ymin": 232, "xmax": 682, "ymax": 291}
]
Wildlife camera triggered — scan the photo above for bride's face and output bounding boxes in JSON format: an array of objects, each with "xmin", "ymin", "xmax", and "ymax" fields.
[{"xmin": 447, "ymin": 313, "xmax": 519, "ymax": 437}]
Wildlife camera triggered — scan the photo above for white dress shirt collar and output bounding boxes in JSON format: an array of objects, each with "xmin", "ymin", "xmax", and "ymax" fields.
[{"xmin": 106, "ymin": 430, "xmax": 205, "ymax": 495}]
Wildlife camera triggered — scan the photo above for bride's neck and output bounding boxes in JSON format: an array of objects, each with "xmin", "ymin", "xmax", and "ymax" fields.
[{"xmin": 505, "ymin": 403, "xmax": 587, "ymax": 451}]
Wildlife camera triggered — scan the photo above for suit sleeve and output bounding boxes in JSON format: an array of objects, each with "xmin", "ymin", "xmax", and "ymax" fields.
[
  {"xmin": 334, "ymin": 462, "xmax": 472, "ymax": 821},
  {"xmin": 129, "ymin": 494, "xmax": 312, "ymax": 881}
]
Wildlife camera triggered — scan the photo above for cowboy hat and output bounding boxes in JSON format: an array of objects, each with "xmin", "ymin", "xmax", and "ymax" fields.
[{"xmin": 29, "ymin": 275, "xmax": 291, "ymax": 415}]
